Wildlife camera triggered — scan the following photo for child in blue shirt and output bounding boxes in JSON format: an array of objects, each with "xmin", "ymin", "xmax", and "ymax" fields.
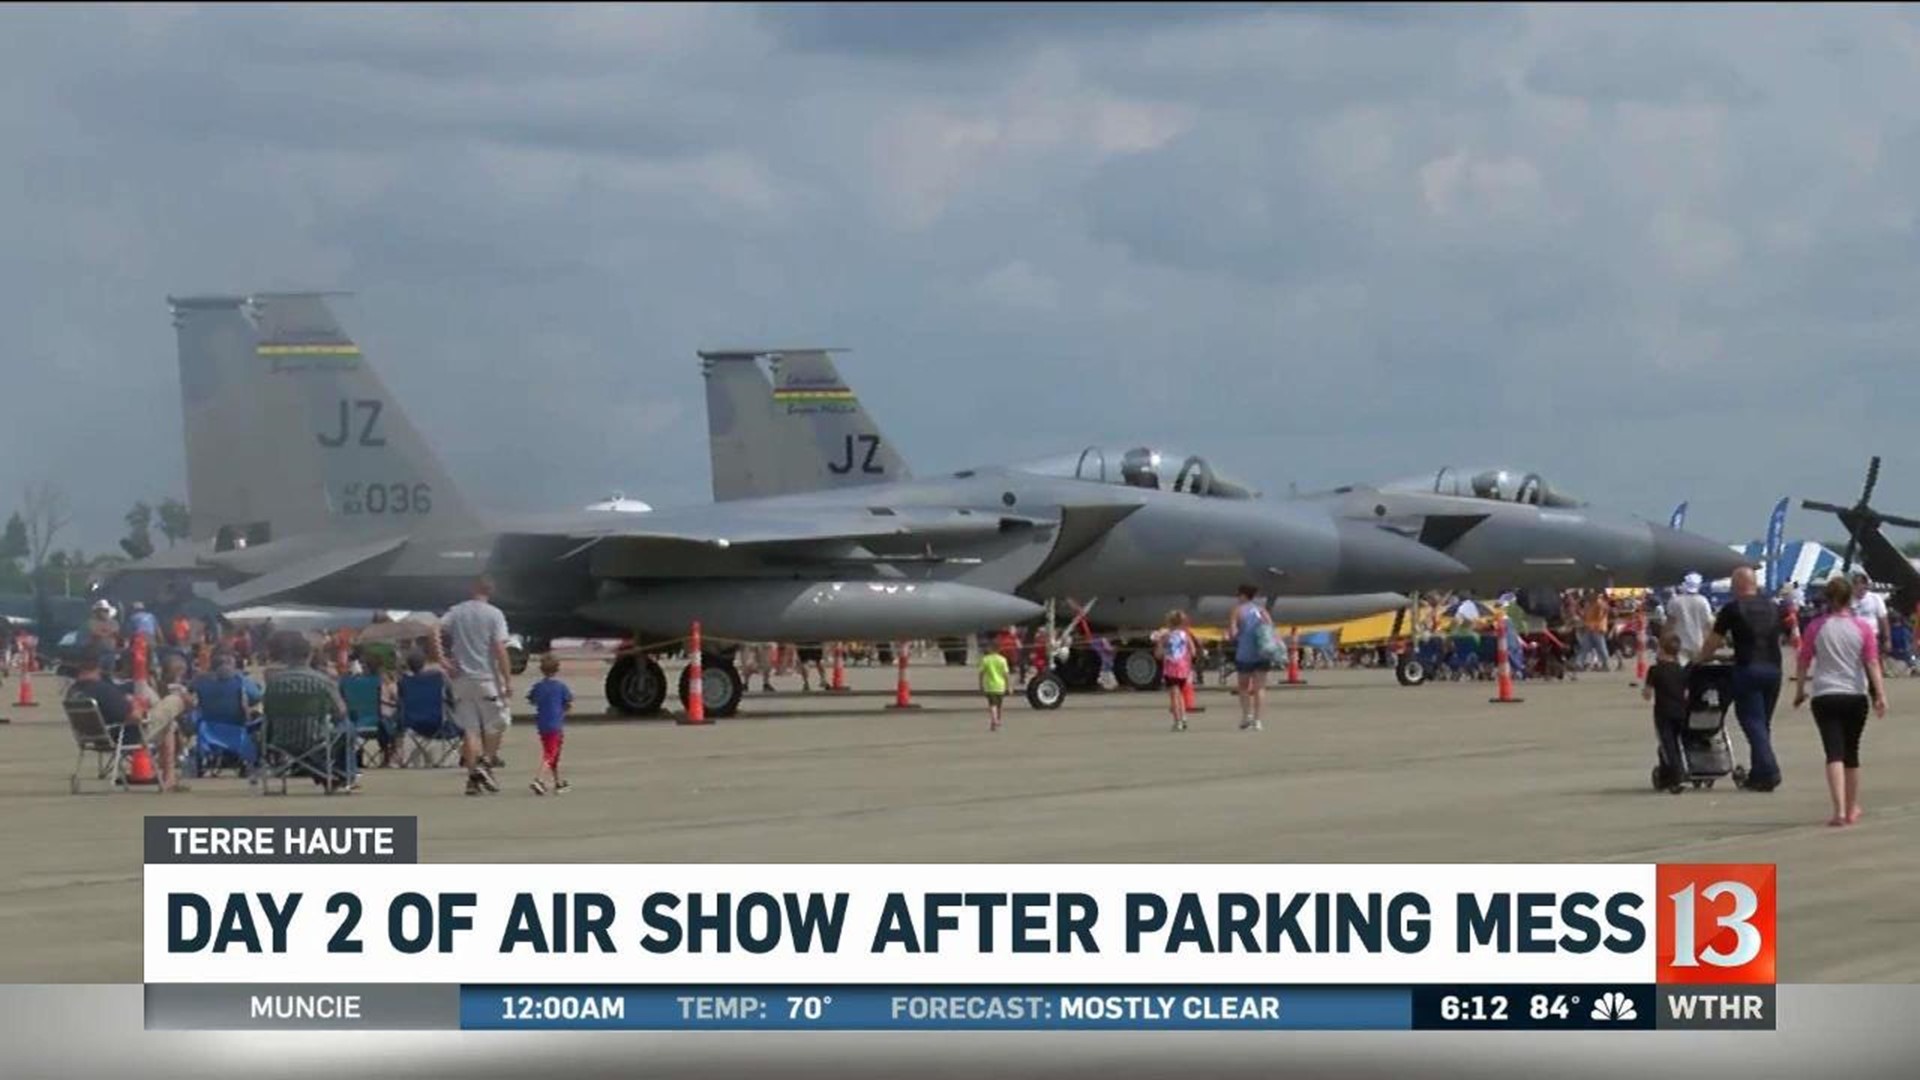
[{"xmin": 526, "ymin": 654, "xmax": 573, "ymax": 795}]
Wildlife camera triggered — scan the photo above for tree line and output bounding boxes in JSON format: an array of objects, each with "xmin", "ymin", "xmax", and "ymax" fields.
[{"xmin": 1, "ymin": 485, "xmax": 190, "ymax": 598}]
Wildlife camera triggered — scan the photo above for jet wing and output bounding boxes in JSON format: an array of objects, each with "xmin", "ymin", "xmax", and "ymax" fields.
[
  {"xmin": 556, "ymin": 505, "xmax": 1036, "ymax": 548},
  {"xmin": 208, "ymin": 535, "xmax": 411, "ymax": 609}
]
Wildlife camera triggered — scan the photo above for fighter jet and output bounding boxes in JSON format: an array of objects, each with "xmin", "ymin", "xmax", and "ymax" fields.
[
  {"xmin": 113, "ymin": 294, "xmax": 1464, "ymax": 717},
  {"xmin": 701, "ymin": 350, "xmax": 1746, "ymax": 689}
]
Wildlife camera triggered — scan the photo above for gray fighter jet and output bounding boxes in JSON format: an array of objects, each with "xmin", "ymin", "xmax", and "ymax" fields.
[
  {"xmin": 701, "ymin": 349, "xmax": 1746, "ymax": 689},
  {"xmin": 115, "ymin": 294, "xmax": 1465, "ymax": 717}
]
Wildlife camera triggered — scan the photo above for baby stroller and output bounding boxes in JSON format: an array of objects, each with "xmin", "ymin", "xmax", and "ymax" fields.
[{"xmin": 1651, "ymin": 661, "xmax": 1748, "ymax": 792}]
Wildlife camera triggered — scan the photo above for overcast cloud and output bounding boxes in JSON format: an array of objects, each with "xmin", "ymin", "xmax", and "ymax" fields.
[{"xmin": 4, "ymin": 3, "xmax": 1918, "ymax": 551}]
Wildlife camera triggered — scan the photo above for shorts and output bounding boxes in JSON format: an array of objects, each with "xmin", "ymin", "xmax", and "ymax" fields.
[
  {"xmin": 538, "ymin": 730, "xmax": 564, "ymax": 770},
  {"xmin": 984, "ymin": 693, "xmax": 1005, "ymax": 708},
  {"xmin": 452, "ymin": 676, "xmax": 512, "ymax": 736},
  {"xmin": 1234, "ymin": 660, "xmax": 1272, "ymax": 675},
  {"xmin": 1162, "ymin": 674, "xmax": 1189, "ymax": 688},
  {"xmin": 797, "ymin": 645, "xmax": 824, "ymax": 664}
]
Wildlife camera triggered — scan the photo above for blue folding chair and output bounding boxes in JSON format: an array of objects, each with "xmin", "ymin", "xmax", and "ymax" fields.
[
  {"xmin": 398, "ymin": 670, "xmax": 462, "ymax": 768},
  {"xmin": 188, "ymin": 671, "xmax": 259, "ymax": 778}
]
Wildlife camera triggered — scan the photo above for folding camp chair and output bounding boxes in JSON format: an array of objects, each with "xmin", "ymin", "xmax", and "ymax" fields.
[
  {"xmin": 62, "ymin": 693, "xmax": 143, "ymax": 794},
  {"xmin": 191, "ymin": 715, "xmax": 259, "ymax": 778},
  {"xmin": 258, "ymin": 681, "xmax": 352, "ymax": 795},
  {"xmin": 338, "ymin": 673, "xmax": 389, "ymax": 767},
  {"xmin": 188, "ymin": 672, "xmax": 259, "ymax": 778},
  {"xmin": 398, "ymin": 670, "xmax": 462, "ymax": 768}
]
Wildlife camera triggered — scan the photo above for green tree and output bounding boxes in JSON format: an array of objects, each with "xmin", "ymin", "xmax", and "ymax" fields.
[
  {"xmin": 120, "ymin": 500, "xmax": 155, "ymax": 561},
  {"xmin": 0, "ymin": 512, "xmax": 26, "ymax": 562},
  {"xmin": 156, "ymin": 497, "xmax": 190, "ymax": 548}
]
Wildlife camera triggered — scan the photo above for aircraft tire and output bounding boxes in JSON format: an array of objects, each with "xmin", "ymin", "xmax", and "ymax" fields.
[
  {"xmin": 507, "ymin": 644, "xmax": 529, "ymax": 677},
  {"xmin": 1115, "ymin": 647, "xmax": 1162, "ymax": 691},
  {"xmin": 678, "ymin": 655, "xmax": 744, "ymax": 719},
  {"xmin": 1026, "ymin": 671, "xmax": 1067, "ymax": 710},
  {"xmin": 607, "ymin": 654, "xmax": 668, "ymax": 716},
  {"xmin": 1395, "ymin": 655, "xmax": 1428, "ymax": 687}
]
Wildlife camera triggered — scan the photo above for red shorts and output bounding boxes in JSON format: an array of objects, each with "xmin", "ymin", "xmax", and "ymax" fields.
[{"xmin": 538, "ymin": 730, "xmax": 563, "ymax": 770}]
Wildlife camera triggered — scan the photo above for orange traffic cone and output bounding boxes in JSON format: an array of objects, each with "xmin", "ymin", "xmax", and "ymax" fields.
[
  {"xmin": 886, "ymin": 644, "xmax": 921, "ymax": 710},
  {"xmin": 1490, "ymin": 613, "xmax": 1524, "ymax": 705},
  {"xmin": 827, "ymin": 643, "xmax": 849, "ymax": 693},
  {"xmin": 679, "ymin": 622, "xmax": 710, "ymax": 725},
  {"xmin": 131, "ymin": 633, "xmax": 151, "ymax": 686},
  {"xmin": 15, "ymin": 665, "xmax": 35, "ymax": 707},
  {"xmin": 1181, "ymin": 676, "xmax": 1204, "ymax": 713},
  {"xmin": 127, "ymin": 745, "xmax": 159, "ymax": 785}
]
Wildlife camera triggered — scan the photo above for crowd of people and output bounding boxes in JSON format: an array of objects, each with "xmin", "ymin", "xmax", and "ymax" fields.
[
  {"xmin": 27, "ymin": 562, "xmax": 1905, "ymax": 823},
  {"xmin": 52, "ymin": 576, "xmax": 559, "ymax": 798}
]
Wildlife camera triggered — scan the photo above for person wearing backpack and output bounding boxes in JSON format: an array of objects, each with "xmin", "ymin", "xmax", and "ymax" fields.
[
  {"xmin": 1155, "ymin": 610, "xmax": 1199, "ymax": 732},
  {"xmin": 1229, "ymin": 584, "xmax": 1276, "ymax": 732}
]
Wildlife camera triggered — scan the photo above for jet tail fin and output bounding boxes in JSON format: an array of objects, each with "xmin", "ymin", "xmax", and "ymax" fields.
[
  {"xmin": 700, "ymin": 348, "xmax": 910, "ymax": 501},
  {"xmin": 170, "ymin": 292, "xmax": 480, "ymax": 547}
]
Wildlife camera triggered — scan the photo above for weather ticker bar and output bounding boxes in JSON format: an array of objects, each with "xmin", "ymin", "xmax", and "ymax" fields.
[{"xmin": 142, "ymin": 983, "xmax": 1774, "ymax": 1032}]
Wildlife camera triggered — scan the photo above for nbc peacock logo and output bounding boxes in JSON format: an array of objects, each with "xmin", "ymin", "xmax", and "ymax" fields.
[{"xmin": 1589, "ymin": 991, "xmax": 1638, "ymax": 1022}]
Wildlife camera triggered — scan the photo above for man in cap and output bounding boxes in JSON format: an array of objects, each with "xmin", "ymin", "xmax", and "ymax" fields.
[
  {"xmin": 1665, "ymin": 572, "xmax": 1714, "ymax": 664},
  {"xmin": 85, "ymin": 600, "xmax": 121, "ymax": 674},
  {"xmin": 1850, "ymin": 569, "xmax": 1891, "ymax": 671}
]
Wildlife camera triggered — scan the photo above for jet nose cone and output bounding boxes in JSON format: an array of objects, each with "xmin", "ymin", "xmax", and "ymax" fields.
[
  {"xmin": 1648, "ymin": 525, "xmax": 1746, "ymax": 585},
  {"xmin": 1331, "ymin": 521, "xmax": 1470, "ymax": 593}
]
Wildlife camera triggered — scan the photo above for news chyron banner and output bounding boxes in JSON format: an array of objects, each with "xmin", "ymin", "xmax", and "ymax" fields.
[{"xmin": 142, "ymin": 818, "xmax": 1775, "ymax": 1033}]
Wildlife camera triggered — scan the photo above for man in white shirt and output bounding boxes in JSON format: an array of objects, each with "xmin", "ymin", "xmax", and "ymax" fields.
[
  {"xmin": 443, "ymin": 576, "xmax": 513, "ymax": 796},
  {"xmin": 1664, "ymin": 573, "xmax": 1714, "ymax": 664},
  {"xmin": 1850, "ymin": 570, "xmax": 1890, "ymax": 667}
]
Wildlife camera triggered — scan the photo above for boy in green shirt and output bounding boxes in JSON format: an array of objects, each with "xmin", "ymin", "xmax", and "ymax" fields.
[{"xmin": 978, "ymin": 648, "xmax": 1011, "ymax": 731}]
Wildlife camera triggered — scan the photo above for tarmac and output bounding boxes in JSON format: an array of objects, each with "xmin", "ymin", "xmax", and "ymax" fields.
[{"xmin": 1, "ymin": 657, "xmax": 1915, "ymax": 983}]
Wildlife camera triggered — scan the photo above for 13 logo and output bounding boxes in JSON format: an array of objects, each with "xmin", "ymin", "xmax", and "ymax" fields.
[{"xmin": 1656, "ymin": 864, "xmax": 1776, "ymax": 984}]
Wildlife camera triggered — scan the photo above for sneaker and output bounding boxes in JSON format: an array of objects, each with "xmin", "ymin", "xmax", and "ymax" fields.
[
  {"xmin": 473, "ymin": 768, "xmax": 500, "ymax": 793},
  {"xmin": 555, "ymin": 780, "xmax": 571, "ymax": 794},
  {"xmin": 1238, "ymin": 717, "xmax": 1253, "ymax": 730},
  {"xmin": 465, "ymin": 778, "xmax": 482, "ymax": 796},
  {"xmin": 529, "ymin": 780, "xmax": 548, "ymax": 796},
  {"xmin": 486, "ymin": 754, "xmax": 506, "ymax": 769},
  {"xmin": 1250, "ymin": 719, "xmax": 1264, "ymax": 732},
  {"xmin": 989, "ymin": 721, "xmax": 1001, "ymax": 732}
]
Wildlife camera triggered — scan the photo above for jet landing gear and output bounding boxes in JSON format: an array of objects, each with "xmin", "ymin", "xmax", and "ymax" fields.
[
  {"xmin": 606, "ymin": 651, "xmax": 745, "ymax": 718},
  {"xmin": 1026, "ymin": 671, "xmax": 1067, "ymax": 710},
  {"xmin": 678, "ymin": 654, "xmax": 745, "ymax": 719},
  {"xmin": 1113, "ymin": 646, "xmax": 1164, "ymax": 692},
  {"xmin": 606, "ymin": 654, "xmax": 668, "ymax": 717},
  {"xmin": 1023, "ymin": 598, "xmax": 1092, "ymax": 711}
]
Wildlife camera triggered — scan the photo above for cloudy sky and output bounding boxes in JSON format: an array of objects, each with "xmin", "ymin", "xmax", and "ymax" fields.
[{"xmin": 3, "ymin": 3, "xmax": 1918, "ymax": 552}]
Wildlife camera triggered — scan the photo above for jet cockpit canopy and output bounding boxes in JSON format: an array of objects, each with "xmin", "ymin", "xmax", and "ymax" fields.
[
  {"xmin": 1381, "ymin": 466, "xmax": 1584, "ymax": 508},
  {"xmin": 1013, "ymin": 445, "xmax": 1259, "ymax": 499}
]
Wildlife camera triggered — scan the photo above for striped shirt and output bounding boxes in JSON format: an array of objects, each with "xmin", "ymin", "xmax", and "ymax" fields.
[{"xmin": 1797, "ymin": 613, "xmax": 1878, "ymax": 698}]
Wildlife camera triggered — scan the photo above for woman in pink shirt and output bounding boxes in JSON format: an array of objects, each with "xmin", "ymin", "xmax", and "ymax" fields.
[{"xmin": 1791, "ymin": 577, "xmax": 1889, "ymax": 827}]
